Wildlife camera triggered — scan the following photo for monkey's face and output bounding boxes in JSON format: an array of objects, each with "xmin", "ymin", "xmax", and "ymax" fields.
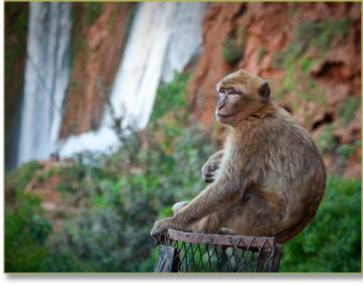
[
  {"xmin": 215, "ymin": 87, "xmax": 247, "ymax": 125},
  {"xmin": 215, "ymin": 70, "xmax": 271, "ymax": 127}
]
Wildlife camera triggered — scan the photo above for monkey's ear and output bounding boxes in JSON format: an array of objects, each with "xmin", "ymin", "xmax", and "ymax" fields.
[{"xmin": 258, "ymin": 82, "xmax": 271, "ymax": 102}]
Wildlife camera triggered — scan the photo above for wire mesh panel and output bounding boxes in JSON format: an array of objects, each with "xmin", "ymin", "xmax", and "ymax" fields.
[{"xmin": 154, "ymin": 229, "xmax": 283, "ymax": 273}]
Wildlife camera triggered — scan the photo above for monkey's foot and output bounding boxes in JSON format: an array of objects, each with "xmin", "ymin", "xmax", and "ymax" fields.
[
  {"xmin": 150, "ymin": 218, "xmax": 176, "ymax": 245},
  {"xmin": 219, "ymin": 227, "xmax": 237, "ymax": 235}
]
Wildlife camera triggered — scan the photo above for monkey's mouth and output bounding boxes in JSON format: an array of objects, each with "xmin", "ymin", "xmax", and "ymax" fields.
[{"xmin": 217, "ymin": 114, "xmax": 233, "ymax": 118}]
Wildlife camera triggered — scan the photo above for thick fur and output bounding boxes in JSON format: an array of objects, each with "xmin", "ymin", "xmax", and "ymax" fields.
[{"xmin": 151, "ymin": 69, "xmax": 326, "ymax": 244}]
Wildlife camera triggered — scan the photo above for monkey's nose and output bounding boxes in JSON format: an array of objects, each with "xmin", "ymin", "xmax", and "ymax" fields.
[{"xmin": 218, "ymin": 101, "xmax": 225, "ymax": 110}]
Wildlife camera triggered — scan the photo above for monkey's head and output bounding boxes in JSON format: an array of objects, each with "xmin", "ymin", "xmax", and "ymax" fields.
[{"xmin": 215, "ymin": 69, "xmax": 271, "ymax": 127}]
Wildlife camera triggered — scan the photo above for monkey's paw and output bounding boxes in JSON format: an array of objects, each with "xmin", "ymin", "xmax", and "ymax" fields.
[
  {"xmin": 150, "ymin": 218, "xmax": 175, "ymax": 245},
  {"xmin": 202, "ymin": 162, "xmax": 218, "ymax": 183},
  {"xmin": 219, "ymin": 227, "xmax": 237, "ymax": 235}
]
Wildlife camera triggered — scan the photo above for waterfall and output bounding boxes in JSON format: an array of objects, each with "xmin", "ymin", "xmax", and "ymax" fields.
[
  {"xmin": 59, "ymin": 2, "xmax": 208, "ymax": 157},
  {"xmin": 17, "ymin": 2, "xmax": 72, "ymax": 165}
]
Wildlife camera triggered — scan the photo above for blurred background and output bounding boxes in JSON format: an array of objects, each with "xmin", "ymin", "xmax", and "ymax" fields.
[{"xmin": 4, "ymin": 2, "xmax": 361, "ymax": 272}]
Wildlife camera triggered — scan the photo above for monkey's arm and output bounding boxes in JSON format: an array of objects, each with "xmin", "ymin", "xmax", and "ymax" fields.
[
  {"xmin": 151, "ymin": 159, "xmax": 254, "ymax": 240},
  {"xmin": 171, "ymin": 151, "xmax": 225, "ymax": 215},
  {"xmin": 202, "ymin": 150, "xmax": 224, "ymax": 183}
]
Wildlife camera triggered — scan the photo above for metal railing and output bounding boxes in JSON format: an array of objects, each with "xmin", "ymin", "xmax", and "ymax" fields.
[{"xmin": 154, "ymin": 229, "xmax": 283, "ymax": 273}]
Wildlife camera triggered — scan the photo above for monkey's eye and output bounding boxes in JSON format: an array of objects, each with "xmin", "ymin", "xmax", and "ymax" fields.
[
  {"xmin": 219, "ymin": 88, "xmax": 225, "ymax": 93},
  {"xmin": 228, "ymin": 89, "xmax": 239, "ymax": 95}
]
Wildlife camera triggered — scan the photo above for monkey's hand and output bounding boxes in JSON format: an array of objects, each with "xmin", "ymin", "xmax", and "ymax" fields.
[
  {"xmin": 172, "ymin": 201, "xmax": 189, "ymax": 215},
  {"xmin": 202, "ymin": 161, "xmax": 219, "ymax": 183},
  {"xmin": 202, "ymin": 150, "xmax": 223, "ymax": 183},
  {"xmin": 150, "ymin": 218, "xmax": 177, "ymax": 246}
]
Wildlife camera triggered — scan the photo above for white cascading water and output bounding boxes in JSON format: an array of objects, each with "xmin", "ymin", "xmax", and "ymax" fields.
[
  {"xmin": 17, "ymin": 2, "xmax": 72, "ymax": 165},
  {"xmin": 59, "ymin": 2, "xmax": 208, "ymax": 157}
]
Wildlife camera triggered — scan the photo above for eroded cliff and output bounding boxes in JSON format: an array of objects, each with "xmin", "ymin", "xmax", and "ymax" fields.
[{"xmin": 187, "ymin": 2, "xmax": 361, "ymax": 177}]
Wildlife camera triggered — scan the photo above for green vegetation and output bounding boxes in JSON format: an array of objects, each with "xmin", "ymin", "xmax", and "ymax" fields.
[
  {"xmin": 6, "ymin": 161, "xmax": 43, "ymax": 193},
  {"xmin": 36, "ymin": 167, "xmax": 58, "ymax": 183},
  {"xmin": 281, "ymin": 175, "xmax": 361, "ymax": 272},
  {"xmin": 5, "ymin": 72, "xmax": 216, "ymax": 272},
  {"xmin": 5, "ymin": 191, "xmax": 52, "ymax": 272},
  {"xmin": 338, "ymin": 141, "xmax": 361, "ymax": 160},
  {"xmin": 84, "ymin": 2, "xmax": 103, "ymax": 25},
  {"xmin": 222, "ymin": 27, "xmax": 246, "ymax": 64},
  {"xmin": 5, "ymin": 2, "xmax": 28, "ymax": 78},
  {"xmin": 272, "ymin": 17, "xmax": 352, "ymax": 119},
  {"xmin": 108, "ymin": 3, "xmax": 119, "ymax": 29},
  {"xmin": 5, "ymin": 71, "xmax": 361, "ymax": 273},
  {"xmin": 274, "ymin": 16, "xmax": 350, "ymax": 69},
  {"xmin": 149, "ymin": 72, "xmax": 190, "ymax": 123},
  {"xmin": 126, "ymin": 4, "xmax": 138, "ymax": 35},
  {"xmin": 337, "ymin": 97, "xmax": 361, "ymax": 126},
  {"xmin": 222, "ymin": 36, "xmax": 243, "ymax": 63},
  {"xmin": 287, "ymin": 2, "xmax": 299, "ymax": 18},
  {"xmin": 317, "ymin": 125, "xmax": 336, "ymax": 153},
  {"xmin": 257, "ymin": 45, "xmax": 265, "ymax": 64},
  {"xmin": 299, "ymin": 57, "xmax": 314, "ymax": 74}
]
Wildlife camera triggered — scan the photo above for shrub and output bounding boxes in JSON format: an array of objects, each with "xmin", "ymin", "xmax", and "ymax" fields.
[
  {"xmin": 5, "ymin": 191, "xmax": 52, "ymax": 272},
  {"xmin": 84, "ymin": 2, "xmax": 103, "ymax": 25},
  {"xmin": 32, "ymin": 71, "xmax": 216, "ymax": 272},
  {"xmin": 149, "ymin": 71, "xmax": 189, "ymax": 123},
  {"xmin": 280, "ymin": 175, "xmax": 361, "ymax": 272}
]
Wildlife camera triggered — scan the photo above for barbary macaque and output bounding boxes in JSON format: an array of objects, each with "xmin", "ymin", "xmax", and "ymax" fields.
[{"xmin": 151, "ymin": 69, "xmax": 326, "ymax": 244}]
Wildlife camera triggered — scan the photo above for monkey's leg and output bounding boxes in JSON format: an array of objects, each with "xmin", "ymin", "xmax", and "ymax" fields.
[
  {"xmin": 188, "ymin": 210, "xmax": 229, "ymax": 234},
  {"xmin": 189, "ymin": 218, "xmax": 212, "ymax": 233}
]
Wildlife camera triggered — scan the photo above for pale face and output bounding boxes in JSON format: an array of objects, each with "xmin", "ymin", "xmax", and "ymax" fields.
[
  {"xmin": 215, "ymin": 70, "xmax": 271, "ymax": 127},
  {"xmin": 215, "ymin": 86, "xmax": 245, "ymax": 126}
]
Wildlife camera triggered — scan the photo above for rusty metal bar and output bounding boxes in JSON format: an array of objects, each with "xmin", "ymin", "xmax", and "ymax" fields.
[
  {"xmin": 167, "ymin": 229, "xmax": 277, "ymax": 251},
  {"xmin": 271, "ymin": 244, "xmax": 283, "ymax": 272}
]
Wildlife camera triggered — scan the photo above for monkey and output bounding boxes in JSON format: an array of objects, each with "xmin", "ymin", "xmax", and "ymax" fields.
[{"xmin": 151, "ymin": 69, "xmax": 326, "ymax": 244}]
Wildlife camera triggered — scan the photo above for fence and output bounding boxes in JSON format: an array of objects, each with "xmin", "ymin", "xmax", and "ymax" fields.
[{"xmin": 154, "ymin": 229, "xmax": 283, "ymax": 273}]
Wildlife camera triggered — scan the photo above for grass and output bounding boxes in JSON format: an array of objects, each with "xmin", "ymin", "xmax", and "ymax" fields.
[
  {"xmin": 222, "ymin": 26, "xmax": 246, "ymax": 64},
  {"xmin": 337, "ymin": 142, "xmax": 360, "ymax": 159},
  {"xmin": 149, "ymin": 72, "xmax": 190, "ymax": 123},
  {"xmin": 317, "ymin": 125, "xmax": 336, "ymax": 153},
  {"xmin": 337, "ymin": 97, "xmax": 361, "ymax": 126},
  {"xmin": 274, "ymin": 16, "xmax": 350, "ymax": 70},
  {"xmin": 280, "ymin": 175, "xmax": 361, "ymax": 272},
  {"xmin": 84, "ymin": 2, "xmax": 103, "ymax": 25},
  {"xmin": 271, "ymin": 16, "xmax": 351, "ymax": 121},
  {"xmin": 5, "ymin": 2, "xmax": 28, "ymax": 78},
  {"xmin": 257, "ymin": 45, "xmax": 265, "ymax": 64}
]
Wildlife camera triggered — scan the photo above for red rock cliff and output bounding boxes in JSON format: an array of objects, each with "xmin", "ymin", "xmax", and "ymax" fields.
[
  {"xmin": 59, "ymin": 2, "xmax": 135, "ymax": 138},
  {"xmin": 187, "ymin": 2, "xmax": 361, "ymax": 177}
]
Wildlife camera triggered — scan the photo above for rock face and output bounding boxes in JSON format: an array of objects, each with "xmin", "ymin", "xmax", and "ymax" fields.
[
  {"xmin": 5, "ymin": 2, "xmax": 28, "ymax": 170},
  {"xmin": 187, "ymin": 2, "xmax": 361, "ymax": 178},
  {"xmin": 59, "ymin": 2, "xmax": 135, "ymax": 138}
]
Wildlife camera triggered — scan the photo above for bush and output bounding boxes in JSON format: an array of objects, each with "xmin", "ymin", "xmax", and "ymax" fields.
[
  {"xmin": 222, "ymin": 27, "xmax": 245, "ymax": 64},
  {"xmin": 5, "ymin": 191, "xmax": 52, "ymax": 272},
  {"xmin": 149, "ymin": 71, "xmax": 189, "ymax": 123},
  {"xmin": 6, "ymin": 160, "xmax": 43, "ymax": 192},
  {"xmin": 84, "ymin": 2, "xmax": 103, "ymax": 25},
  {"xmin": 25, "ymin": 71, "xmax": 216, "ymax": 272},
  {"xmin": 6, "ymin": 71, "xmax": 360, "ymax": 273},
  {"xmin": 280, "ymin": 175, "xmax": 361, "ymax": 272}
]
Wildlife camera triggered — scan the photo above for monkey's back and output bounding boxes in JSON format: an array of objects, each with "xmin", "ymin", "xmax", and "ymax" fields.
[{"xmin": 230, "ymin": 106, "xmax": 326, "ymax": 243}]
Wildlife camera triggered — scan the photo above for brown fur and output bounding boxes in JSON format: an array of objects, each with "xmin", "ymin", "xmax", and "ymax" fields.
[{"xmin": 151, "ymin": 69, "xmax": 326, "ymax": 244}]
